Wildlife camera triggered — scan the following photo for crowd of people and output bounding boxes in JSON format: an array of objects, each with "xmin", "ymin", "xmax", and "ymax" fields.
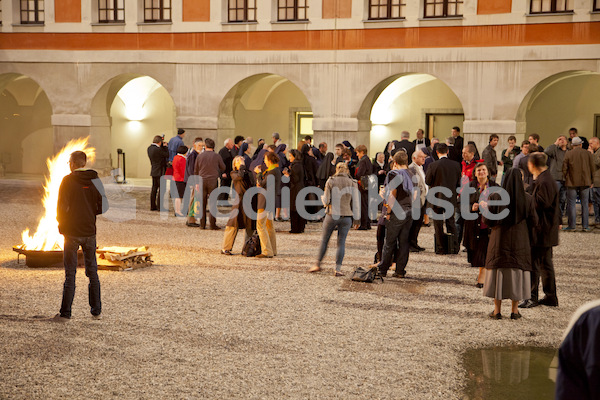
[{"xmin": 147, "ymin": 126, "xmax": 600, "ymax": 319}]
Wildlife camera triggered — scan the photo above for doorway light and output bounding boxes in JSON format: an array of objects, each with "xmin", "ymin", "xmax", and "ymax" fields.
[{"xmin": 116, "ymin": 77, "xmax": 162, "ymax": 121}]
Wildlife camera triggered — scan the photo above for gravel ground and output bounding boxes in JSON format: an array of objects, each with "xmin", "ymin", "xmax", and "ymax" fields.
[{"xmin": 0, "ymin": 179, "xmax": 598, "ymax": 399}]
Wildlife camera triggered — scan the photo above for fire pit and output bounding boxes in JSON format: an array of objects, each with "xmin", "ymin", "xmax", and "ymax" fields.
[{"xmin": 12, "ymin": 245, "xmax": 82, "ymax": 268}]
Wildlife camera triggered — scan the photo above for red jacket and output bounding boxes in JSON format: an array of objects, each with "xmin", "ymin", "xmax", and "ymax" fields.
[
  {"xmin": 172, "ymin": 154, "xmax": 187, "ymax": 182},
  {"xmin": 462, "ymin": 159, "xmax": 484, "ymax": 182}
]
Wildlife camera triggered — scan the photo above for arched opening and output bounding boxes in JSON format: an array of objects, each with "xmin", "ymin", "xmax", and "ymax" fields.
[
  {"xmin": 0, "ymin": 74, "xmax": 53, "ymax": 176},
  {"xmin": 91, "ymin": 74, "xmax": 176, "ymax": 179},
  {"xmin": 218, "ymin": 74, "xmax": 312, "ymax": 149},
  {"xmin": 517, "ymin": 71, "xmax": 600, "ymax": 146},
  {"xmin": 358, "ymin": 73, "xmax": 464, "ymax": 156}
]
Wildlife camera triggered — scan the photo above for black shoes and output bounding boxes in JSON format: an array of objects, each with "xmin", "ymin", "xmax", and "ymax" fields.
[
  {"xmin": 186, "ymin": 222, "xmax": 200, "ymax": 227},
  {"xmin": 392, "ymin": 272, "xmax": 406, "ymax": 278},
  {"xmin": 510, "ymin": 313, "xmax": 522, "ymax": 320},
  {"xmin": 538, "ymin": 297, "xmax": 559, "ymax": 307},
  {"xmin": 410, "ymin": 245, "xmax": 426, "ymax": 253},
  {"xmin": 518, "ymin": 299, "xmax": 539, "ymax": 308},
  {"xmin": 475, "ymin": 283, "xmax": 484, "ymax": 289},
  {"xmin": 488, "ymin": 312, "xmax": 502, "ymax": 320},
  {"xmin": 209, "ymin": 226, "xmax": 221, "ymax": 231}
]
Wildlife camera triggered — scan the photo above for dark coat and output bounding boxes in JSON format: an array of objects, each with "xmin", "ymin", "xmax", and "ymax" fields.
[
  {"xmin": 355, "ymin": 155, "xmax": 373, "ymax": 190},
  {"xmin": 257, "ymin": 167, "xmax": 282, "ymax": 210},
  {"xmin": 462, "ymin": 179, "xmax": 498, "ymax": 250},
  {"xmin": 226, "ymin": 165, "xmax": 253, "ymax": 230},
  {"xmin": 447, "ymin": 145, "xmax": 462, "ymax": 164},
  {"xmin": 454, "ymin": 136, "xmax": 464, "ymax": 152},
  {"xmin": 413, "ymin": 137, "xmax": 430, "ymax": 148},
  {"xmin": 218, "ymin": 146, "xmax": 235, "ymax": 178},
  {"xmin": 301, "ymin": 144, "xmax": 318, "ymax": 187},
  {"xmin": 484, "ymin": 192, "xmax": 538, "ymax": 272},
  {"xmin": 288, "ymin": 160, "xmax": 305, "ymax": 211},
  {"xmin": 372, "ymin": 160, "xmax": 388, "ymax": 187},
  {"xmin": 147, "ymin": 144, "xmax": 168, "ymax": 177},
  {"xmin": 395, "ymin": 140, "xmax": 415, "ymax": 161},
  {"xmin": 482, "ymin": 145, "xmax": 499, "ymax": 177},
  {"xmin": 425, "ymin": 157, "xmax": 462, "ymax": 207},
  {"xmin": 563, "ymin": 147, "xmax": 595, "ymax": 187},
  {"xmin": 528, "ymin": 169, "xmax": 560, "ymax": 248}
]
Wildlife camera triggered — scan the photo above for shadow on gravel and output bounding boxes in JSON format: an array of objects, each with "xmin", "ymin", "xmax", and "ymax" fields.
[
  {"xmin": 0, "ymin": 314, "xmax": 52, "ymax": 322},
  {"xmin": 321, "ymin": 299, "xmax": 482, "ymax": 318}
]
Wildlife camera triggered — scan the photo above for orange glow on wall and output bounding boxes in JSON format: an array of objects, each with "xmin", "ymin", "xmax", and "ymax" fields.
[
  {"xmin": 54, "ymin": 0, "xmax": 82, "ymax": 23},
  {"xmin": 323, "ymin": 0, "xmax": 352, "ymax": 19},
  {"xmin": 477, "ymin": 0, "xmax": 512, "ymax": 15},
  {"xmin": 183, "ymin": 0, "xmax": 210, "ymax": 22}
]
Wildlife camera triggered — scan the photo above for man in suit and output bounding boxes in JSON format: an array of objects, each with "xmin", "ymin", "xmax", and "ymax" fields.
[
  {"xmin": 355, "ymin": 144, "xmax": 373, "ymax": 230},
  {"xmin": 425, "ymin": 143, "xmax": 462, "ymax": 254},
  {"xmin": 218, "ymin": 138, "xmax": 235, "ymax": 200},
  {"xmin": 446, "ymin": 136, "xmax": 462, "ymax": 164},
  {"xmin": 451, "ymin": 126, "xmax": 464, "ymax": 152},
  {"xmin": 147, "ymin": 135, "xmax": 168, "ymax": 211},
  {"xmin": 396, "ymin": 131, "xmax": 416, "ymax": 162},
  {"xmin": 413, "ymin": 129, "xmax": 430, "ymax": 153},
  {"xmin": 520, "ymin": 152, "xmax": 561, "ymax": 309}
]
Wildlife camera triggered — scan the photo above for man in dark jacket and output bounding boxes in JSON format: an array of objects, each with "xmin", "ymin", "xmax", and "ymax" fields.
[
  {"xmin": 425, "ymin": 143, "xmax": 462, "ymax": 254},
  {"xmin": 545, "ymin": 135, "xmax": 568, "ymax": 216},
  {"xmin": 218, "ymin": 138, "xmax": 235, "ymax": 200},
  {"xmin": 396, "ymin": 131, "xmax": 415, "ymax": 162},
  {"xmin": 446, "ymin": 136, "xmax": 462, "ymax": 164},
  {"xmin": 563, "ymin": 136, "xmax": 595, "ymax": 232},
  {"xmin": 184, "ymin": 137, "xmax": 203, "ymax": 227},
  {"xmin": 482, "ymin": 134, "xmax": 503, "ymax": 183},
  {"xmin": 147, "ymin": 135, "xmax": 168, "ymax": 211},
  {"xmin": 451, "ymin": 126, "xmax": 464, "ymax": 152},
  {"xmin": 195, "ymin": 138, "xmax": 226, "ymax": 230},
  {"xmin": 54, "ymin": 151, "xmax": 108, "ymax": 322},
  {"xmin": 519, "ymin": 152, "xmax": 561, "ymax": 309},
  {"xmin": 355, "ymin": 144, "xmax": 373, "ymax": 230},
  {"xmin": 254, "ymin": 151, "xmax": 282, "ymax": 258}
]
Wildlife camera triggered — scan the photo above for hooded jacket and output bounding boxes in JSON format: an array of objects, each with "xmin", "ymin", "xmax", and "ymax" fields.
[{"xmin": 57, "ymin": 170, "xmax": 108, "ymax": 237}]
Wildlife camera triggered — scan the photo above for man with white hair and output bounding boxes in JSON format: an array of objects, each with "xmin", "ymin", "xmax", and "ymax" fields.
[
  {"xmin": 272, "ymin": 132, "xmax": 282, "ymax": 147},
  {"xmin": 408, "ymin": 150, "xmax": 428, "ymax": 252},
  {"xmin": 218, "ymin": 138, "xmax": 235, "ymax": 201}
]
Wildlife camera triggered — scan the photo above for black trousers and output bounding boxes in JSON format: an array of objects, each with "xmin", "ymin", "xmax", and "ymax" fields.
[
  {"xmin": 218, "ymin": 178, "xmax": 232, "ymax": 201},
  {"xmin": 408, "ymin": 204, "xmax": 426, "ymax": 247},
  {"xmin": 200, "ymin": 178, "xmax": 219, "ymax": 228},
  {"xmin": 359, "ymin": 189, "xmax": 370, "ymax": 229},
  {"xmin": 377, "ymin": 214, "xmax": 412, "ymax": 276},
  {"xmin": 433, "ymin": 211, "xmax": 457, "ymax": 254},
  {"xmin": 290, "ymin": 210, "xmax": 306, "ymax": 233},
  {"xmin": 531, "ymin": 246, "xmax": 557, "ymax": 302},
  {"xmin": 150, "ymin": 176, "xmax": 161, "ymax": 210}
]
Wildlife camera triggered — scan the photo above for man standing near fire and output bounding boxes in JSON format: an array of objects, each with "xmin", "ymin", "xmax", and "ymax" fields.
[{"xmin": 53, "ymin": 150, "xmax": 108, "ymax": 322}]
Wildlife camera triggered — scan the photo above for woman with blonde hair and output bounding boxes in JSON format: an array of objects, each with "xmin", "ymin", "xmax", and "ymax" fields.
[
  {"xmin": 221, "ymin": 156, "xmax": 254, "ymax": 255},
  {"xmin": 309, "ymin": 162, "xmax": 360, "ymax": 276}
]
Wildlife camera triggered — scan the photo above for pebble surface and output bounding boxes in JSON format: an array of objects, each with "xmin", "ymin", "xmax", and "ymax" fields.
[{"xmin": 0, "ymin": 180, "xmax": 598, "ymax": 399}]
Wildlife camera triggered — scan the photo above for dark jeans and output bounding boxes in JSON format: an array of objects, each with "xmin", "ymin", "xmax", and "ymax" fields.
[
  {"xmin": 378, "ymin": 213, "xmax": 412, "ymax": 276},
  {"xmin": 531, "ymin": 246, "xmax": 557, "ymax": 303},
  {"xmin": 60, "ymin": 235, "xmax": 101, "ymax": 318},
  {"xmin": 150, "ymin": 176, "xmax": 161, "ymax": 210},
  {"xmin": 316, "ymin": 215, "xmax": 352, "ymax": 271},
  {"xmin": 433, "ymin": 210, "xmax": 458, "ymax": 254},
  {"xmin": 556, "ymin": 180, "xmax": 567, "ymax": 217},
  {"xmin": 567, "ymin": 186, "xmax": 590, "ymax": 229},
  {"xmin": 200, "ymin": 178, "xmax": 219, "ymax": 228}
]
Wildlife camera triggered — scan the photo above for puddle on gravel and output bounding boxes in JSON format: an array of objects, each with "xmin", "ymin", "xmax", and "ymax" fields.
[{"xmin": 463, "ymin": 346, "xmax": 557, "ymax": 400}]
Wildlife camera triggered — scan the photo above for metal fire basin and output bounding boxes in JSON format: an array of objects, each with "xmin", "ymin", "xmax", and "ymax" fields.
[{"xmin": 12, "ymin": 246, "xmax": 83, "ymax": 268}]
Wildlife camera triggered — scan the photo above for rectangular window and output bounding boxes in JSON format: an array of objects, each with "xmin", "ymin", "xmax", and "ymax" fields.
[
  {"xmin": 144, "ymin": 0, "xmax": 171, "ymax": 22},
  {"xmin": 593, "ymin": 0, "xmax": 600, "ymax": 11},
  {"xmin": 530, "ymin": 0, "xmax": 574, "ymax": 13},
  {"xmin": 20, "ymin": 0, "xmax": 45, "ymax": 24},
  {"xmin": 0, "ymin": 0, "xmax": 2, "ymax": 24},
  {"xmin": 277, "ymin": 0, "xmax": 308, "ymax": 21},
  {"xmin": 228, "ymin": 0, "xmax": 257, "ymax": 22},
  {"xmin": 368, "ymin": 0, "xmax": 406, "ymax": 19},
  {"xmin": 423, "ymin": 0, "xmax": 463, "ymax": 18},
  {"xmin": 99, "ymin": 0, "xmax": 125, "ymax": 23}
]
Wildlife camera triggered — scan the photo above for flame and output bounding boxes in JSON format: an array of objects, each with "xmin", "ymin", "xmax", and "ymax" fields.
[{"xmin": 21, "ymin": 137, "xmax": 96, "ymax": 251}]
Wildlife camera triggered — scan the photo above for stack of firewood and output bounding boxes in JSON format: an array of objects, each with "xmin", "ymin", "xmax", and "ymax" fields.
[{"xmin": 96, "ymin": 246, "xmax": 153, "ymax": 271}]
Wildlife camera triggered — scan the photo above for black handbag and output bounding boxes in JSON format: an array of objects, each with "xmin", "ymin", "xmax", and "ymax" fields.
[
  {"xmin": 241, "ymin": 231, "xmax": 261, "ymax": 257},
  {"xmin": 351, "ymin": 266, "xmax": 383, "ymax": 283}
]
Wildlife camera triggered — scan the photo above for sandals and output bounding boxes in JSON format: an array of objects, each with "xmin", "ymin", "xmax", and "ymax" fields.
[{"xmin": 488, "ymin": 312, "xmax": 502, "ymax": 320}]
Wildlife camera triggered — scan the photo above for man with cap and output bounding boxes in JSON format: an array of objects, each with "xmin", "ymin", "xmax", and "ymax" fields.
[{"xmin": 562, "ymin": 136, "xmax": 595, "ymax": 232}]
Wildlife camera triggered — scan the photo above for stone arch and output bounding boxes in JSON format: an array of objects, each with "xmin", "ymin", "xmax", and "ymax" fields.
[
  {"xmin": 90, "ymin": 74, "xmax": 176, "ymax": 178},
  {"xmin": 516, "ymin": 70, "xmax": 600, "ymax": 145},
  {"xmin": 357, "ymin": 73, "xmax": 465, "ymax": 156},
  {"xmin": 0, "ymin": 73, "xmax": 54, "ymax": 176},
  {"xmin": 217, "ymin": 73, "xmax": 313, "ymax": 149}
]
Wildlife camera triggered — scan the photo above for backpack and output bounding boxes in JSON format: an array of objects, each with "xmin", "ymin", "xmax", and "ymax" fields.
[{"xmin": 242, "ymin": 231, "xmax": 262, "ymax": 257}]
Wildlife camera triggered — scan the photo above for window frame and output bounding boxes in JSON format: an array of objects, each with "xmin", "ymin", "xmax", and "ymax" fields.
[
  {"xmin": 143, "ymin": 0, "xmax": 172, "ymax": 23},
  {"xmin": 593, "ymin": 0, "xmax": 600, "ymax": 11},
  {"xmin": 98, "ymin": 0, "xmax": 125, "ymax": 23},
  {"xmin": 423, "ymin": 0, "xmax": 463, "ymax": 19},
  {"xmin": 368, "ymin": 0, "xmax": 406, "ymax": 20},
  {"xmin": 277, "ymin": 0, "xmax": 308, "ymax": 22},
  {"xmin": 228, "ymin": 0, "xmax": 257, "ymax": 23},
  {"xmin": 529, "ymin": 0, "xmax": 574, "ymax": 14},
  {"xmin": 20, "ymin": 0, "xmax": 45, "ymax": 24}
]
